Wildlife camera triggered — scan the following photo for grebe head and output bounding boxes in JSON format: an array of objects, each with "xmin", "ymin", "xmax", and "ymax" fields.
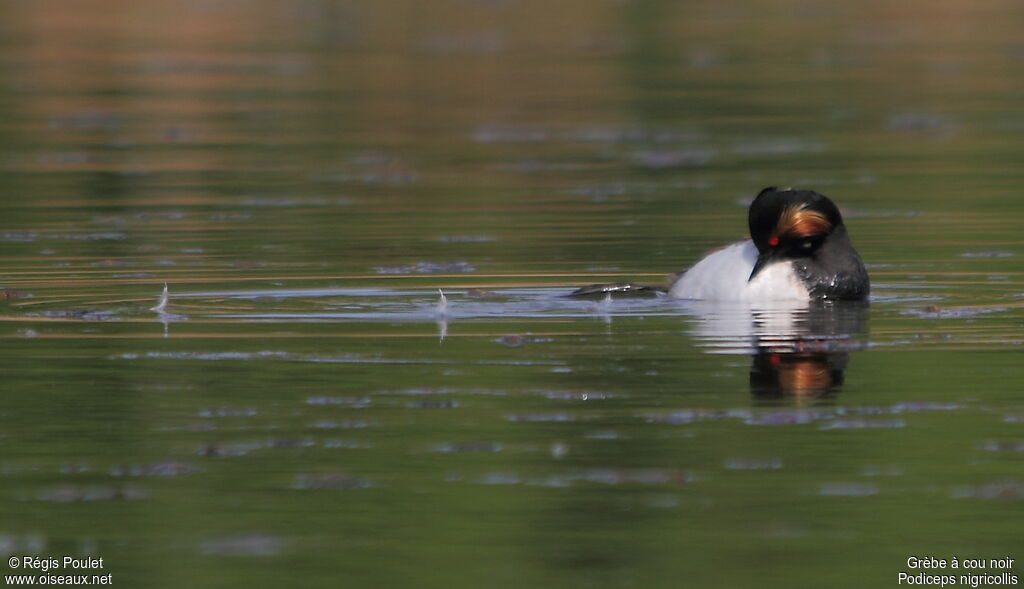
[{"xmin": 747, "ymin": 187, "xmax": 846, "ymax": 281}]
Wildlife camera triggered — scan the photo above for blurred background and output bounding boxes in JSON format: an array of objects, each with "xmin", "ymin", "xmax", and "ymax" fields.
[{"xmin": 0, "ymin": 1, "xmax": 1022, "ymax": 587}]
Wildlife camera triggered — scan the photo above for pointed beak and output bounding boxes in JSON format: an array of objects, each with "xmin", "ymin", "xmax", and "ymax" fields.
[{"xmin": 749, "ymin": 251, "xmax": 775, "ymax": 281}]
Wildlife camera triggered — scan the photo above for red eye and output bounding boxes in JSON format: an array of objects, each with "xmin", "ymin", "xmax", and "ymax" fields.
[{"xmin": 768, "ymin": 236, "xmax": 779, "ymax": 247}]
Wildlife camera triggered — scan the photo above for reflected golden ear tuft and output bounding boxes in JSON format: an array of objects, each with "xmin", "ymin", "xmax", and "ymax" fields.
[
  {"xmin": 778, "ymin": 357, "xmax": 833, "ymax": 396},
  {"xmin": 775, "ymin": 204, "xmax": 831, "ymax": 239}
]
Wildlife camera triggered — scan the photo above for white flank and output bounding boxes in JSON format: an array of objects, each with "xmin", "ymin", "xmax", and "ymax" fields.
[{"xmin": 668, "ymin": 240, "xmax": 809, "ymax": 302}]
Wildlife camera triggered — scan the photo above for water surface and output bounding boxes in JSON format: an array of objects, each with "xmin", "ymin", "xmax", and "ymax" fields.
[{"xmin": 1, "ymin": 1, "xmax": 1022, "ymax": 587}]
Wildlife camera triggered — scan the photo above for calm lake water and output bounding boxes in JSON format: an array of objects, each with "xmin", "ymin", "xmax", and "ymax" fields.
[{"xmin": 1, "ymin": 1, "xmax": 1022, "ymax": 587}]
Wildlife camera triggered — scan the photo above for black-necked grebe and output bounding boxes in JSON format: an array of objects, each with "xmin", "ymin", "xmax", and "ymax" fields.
[{"xmin": 668, "ymin": 187, "xmax": 869, "ymax": 301}]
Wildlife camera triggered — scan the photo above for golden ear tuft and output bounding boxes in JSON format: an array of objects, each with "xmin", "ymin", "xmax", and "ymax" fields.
[{"xmin": 775, "ymin": 204, "xmax": 832, "ymax": 239}]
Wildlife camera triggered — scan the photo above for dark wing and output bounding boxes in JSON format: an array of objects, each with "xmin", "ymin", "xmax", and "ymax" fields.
[{"xmin": 567, "ymin": 281, "xmax": 665, "ymax": 298}]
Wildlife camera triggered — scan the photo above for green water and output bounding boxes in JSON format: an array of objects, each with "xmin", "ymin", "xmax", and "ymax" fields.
[{"xmin": 1, "ymin": 1, "xmax": 1022, "ymax": 587}]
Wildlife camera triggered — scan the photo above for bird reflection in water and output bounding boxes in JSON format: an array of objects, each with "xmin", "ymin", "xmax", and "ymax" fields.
[
  {"xmin": 681, "ymin": 300, "xmax": 868, "ymax": 401},
  {"xmin": 749, "ymin": 349, "xmax": 848, "ymax": 399}
]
